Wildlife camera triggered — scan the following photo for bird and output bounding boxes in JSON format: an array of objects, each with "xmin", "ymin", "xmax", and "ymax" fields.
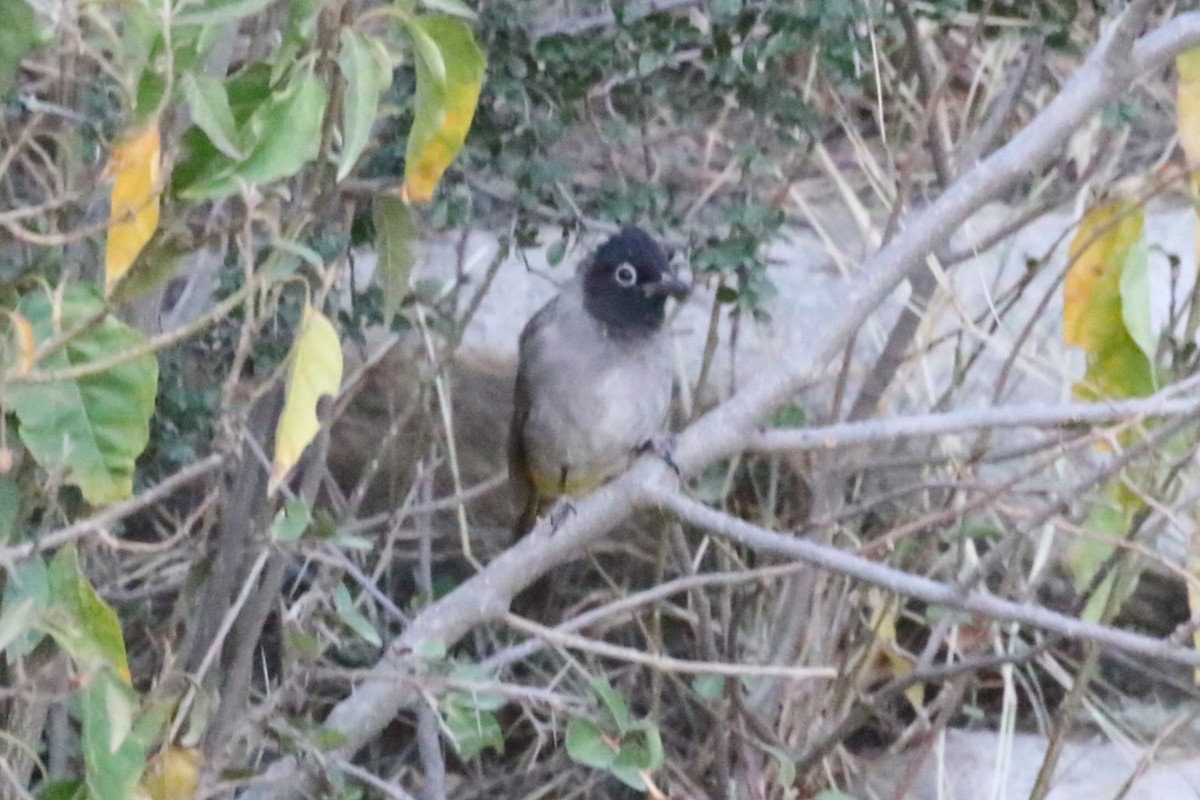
[{"xmin": 508, "ymin": 226, "xmax": 690, "ymax": 536}]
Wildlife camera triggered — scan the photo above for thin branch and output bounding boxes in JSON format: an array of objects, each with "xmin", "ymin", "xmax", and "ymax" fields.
[
  {"xmin": 750, "ymin": 390, "xmax": 1200, "ymax": 453},
  {"xmin": 504, "ymin": 614, "xmax": 837, "ymax": 680},
  {"xmin": 0, "ymin": 454, "xmax": 225, "ymax": 563},
  {"xmin": 648, "ymin": 488, "xmax": 1200, "ymax": 669}
]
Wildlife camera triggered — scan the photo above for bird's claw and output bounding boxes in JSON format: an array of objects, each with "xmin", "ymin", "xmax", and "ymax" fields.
[
  {"xmin": 640, "ymin": 434, "xmax": 681, "ymax": 478},
  {"xmin": 544, "ymin": 498, "xmax": 576, "ymax": 534}
]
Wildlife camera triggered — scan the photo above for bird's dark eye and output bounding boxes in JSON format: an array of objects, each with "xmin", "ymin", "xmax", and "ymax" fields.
[{"xmin": 614, "ymin": 263, "xmax": 637, "ymax": 287}]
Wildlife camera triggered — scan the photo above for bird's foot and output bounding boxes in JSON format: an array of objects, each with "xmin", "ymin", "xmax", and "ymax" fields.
[
  {"xmin": 639, "ymin": 433, "xmax": 681, "ymax": 478},
  {"xmin": 543, "ymin": 497, "xmax": 576, "ymax": 534}
]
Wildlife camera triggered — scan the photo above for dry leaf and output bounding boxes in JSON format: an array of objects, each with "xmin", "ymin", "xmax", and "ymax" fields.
[{"xmin": 3, "ymin": 309, "xmax": 35, "ymax": 375}]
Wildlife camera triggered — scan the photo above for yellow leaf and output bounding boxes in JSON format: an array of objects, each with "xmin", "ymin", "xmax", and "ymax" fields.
[
  {"xmin": 3, "ymin": 309, "xmax": 35, "ymax": 375},
  {"xmin": 1063, "ymin": 200, "xmax": 1144, "ymax": 351},
  {"xmin": 402, "ymin": 16, "xmax": 485, "ymax": 203},
  {"xmin": 867, "ymin": 589, "xmax": 923, "ymax": 711},
  {"xmin": 1177, "ymin": 47, "xmax": 1200, "ymax": 170},
  {"xmin": 139, "ymin": 746, "xmax": 201, "ymax": 800},
  {"xmin": 105, "ymin": 123, "xmax": 162, "ymax": 295},
  {"xmin": 270, "ymin": 304, "xmax": 343, "ymax": 493}
]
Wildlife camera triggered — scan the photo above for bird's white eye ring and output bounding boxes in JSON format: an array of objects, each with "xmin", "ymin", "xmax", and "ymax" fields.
[{"xmin": 614, "ymin": 263, "xmax": 637, "ymax": 287}]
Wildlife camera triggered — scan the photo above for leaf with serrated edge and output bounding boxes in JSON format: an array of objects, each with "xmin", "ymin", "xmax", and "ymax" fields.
[{"xmin": 271, "ymin": 304, "xmax": 343, "ymax": 491}]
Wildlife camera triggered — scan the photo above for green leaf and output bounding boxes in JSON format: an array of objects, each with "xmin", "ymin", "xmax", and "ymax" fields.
[
  {"xmin": 444, "ymin": 702, "xmax": 503, "ymax": 759},
  {"xmin": 0, "ymin": 474, "xmax": 22, "ymax": 544},
  {"xmin": 269, "ymin": 497, "xmax": 313, "ymax": 541},
  {"xmin": 174, "ymin": 0, "xmax": 276, "ymax": 27},
  {"xmin": 565, "ymin": 718, "xmax": 617, "ymax": 770},
  {"xmin": 80, "ymin": 668, "xmax": 163, "ymax": 800},
  {"xmin": 1063, "ymin": 201, "xmax": 1154, "ymax": 400},
  {"xmin": 1, "ymin": 554, "xmax": 48, "ymax": 657},
  {"xmin": 333, "ymin": 583, "xmax": 381, "ymax": 646},
  {"xmin": 416, "ymin": 639, "xmax": 447, "ymax": 661},
  {"xmin": 691, "ymin": 674, "xmax": 725, "ymax": 700},
  {"xmin": 407, "ymin": 17, "xmax": 447, "ymax": 86},
  {"xmin": 0, "ymin": 0, "xmax": 39, "ymax": 98},
  {"xmin": 336, "ymin": 29, "xmax": 392, "ymax": 182},
  {"xmin": 44, "ymin": 546, "xmax": 130, "ymax": 677},
  {"xmin": 181, "ymin": 73, "xmax": 244, "ymax": 159},
  {"xmin": 448, "ymin": 663, "xmax": 506, "ymax": 711},
  {"xmin": 589, "ymin": 676, "xmax": 632, "ymax": 733},
  {"xmin": 9, "ymin": 286, "xmax": 159, "ymax": 505},
  {"xmin": 768, "ymin": 402, "xmax": 806, "ymax": 429},
  {"xmin": 0, "ymin": 597, "xmax": 36, "ymax": 655},
  {"xmin": 36, "ymin": 780, "xmax": 86, "ymax": 800},
  {"xmin": 372, "ymin": 194, "xmax": 418, "ymax": 325},
  {"xmin": 184, "ymin": 70, "xmax": 328, "ymax": 199},
  {"xmin": 611, "ymin": 738, "xmax": 651, "ymax": 790},
  {"xmin": 814, "ymin": 791, "xmax": 859, "ymax": 800},
  {"xmin": 420, "ymin": 0, "xmax": 476, "ymax": 19},
  {"xmin": 546, "ymin": 237, "xmax": 567, "ymax": 267},
  {"xmin": 1119, "ymin": 239, "xmax": 1155, "ymax": 363},
  {"xmin": 402, "ymin": 15, "xmax": 485, "ymax": 203}
]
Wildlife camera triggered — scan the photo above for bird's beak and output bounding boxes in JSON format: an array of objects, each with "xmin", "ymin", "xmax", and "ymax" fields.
[{"xmin": 646, "ymin": 273, "xmax": 691, "ymax": 299}]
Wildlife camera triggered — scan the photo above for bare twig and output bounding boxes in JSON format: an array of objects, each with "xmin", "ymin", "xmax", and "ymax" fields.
[
  {"xmin": 750, "ymin": 389, "xmax": 1200, "ymax": 453},
  {"xmin": 648, "ymin": 488, "xmax": 1200, "ymax": 668},
  {"xmin": 0, "ymin": 453, "xmax": 225, "ymax": 563},
  {"xmin": 504, "ymin": 614, "xmax": 837, "ymax": 680}
]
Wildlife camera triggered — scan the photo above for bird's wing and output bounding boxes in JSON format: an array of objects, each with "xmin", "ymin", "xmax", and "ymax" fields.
[{"xmin": 508, "ymin": 297, "xmax": 559, "ymax": 536}]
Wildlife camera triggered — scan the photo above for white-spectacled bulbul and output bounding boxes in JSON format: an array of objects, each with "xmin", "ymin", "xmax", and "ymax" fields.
[{"xmin": 508, "ymin": 227, "xmax": 690, "ymax": 536}]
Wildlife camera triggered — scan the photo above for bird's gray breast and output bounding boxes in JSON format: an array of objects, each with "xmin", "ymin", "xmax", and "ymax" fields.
[{"xmin": 519, "ymin": 289, "xmax": 673, "ymax": 485}]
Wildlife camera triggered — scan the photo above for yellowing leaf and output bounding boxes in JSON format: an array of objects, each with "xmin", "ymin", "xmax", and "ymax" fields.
[
  {"xmin": 1178, "ymin": 47, "xmax": 1200, "ymax": 170},
  {"xmin": 402, "ymin": 15, "xmax": 485, "ymax": 203},
  {"xmin": 139, "ymin": 746, "xmax": 201, "ymax": 800},
  {"xmin": 105, "ymin": 123, "xmax": 162, "ymax": 295},
  {"xmin": 1064, "ymin": 200, "xmax": 1143, "ymax": 349},
  {"xmin": 1063, "ymin": 200, "xmax": 1155, "ymax": 400},
  {"xmin": 3, "ymin": 309, "xmax": 35, "ymax": 375},
  {"xmin": 866, "ymin": 589, "xmax": 923, "ymax": 711},
  {"xmin": 270, "ymin": 304, "xmax": 343, "ymax": 493}
]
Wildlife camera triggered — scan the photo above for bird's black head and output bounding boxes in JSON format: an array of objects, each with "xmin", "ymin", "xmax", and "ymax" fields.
[{"xmin": 581, "ymin": 227, "xmax": 690, "ymax": 337}]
